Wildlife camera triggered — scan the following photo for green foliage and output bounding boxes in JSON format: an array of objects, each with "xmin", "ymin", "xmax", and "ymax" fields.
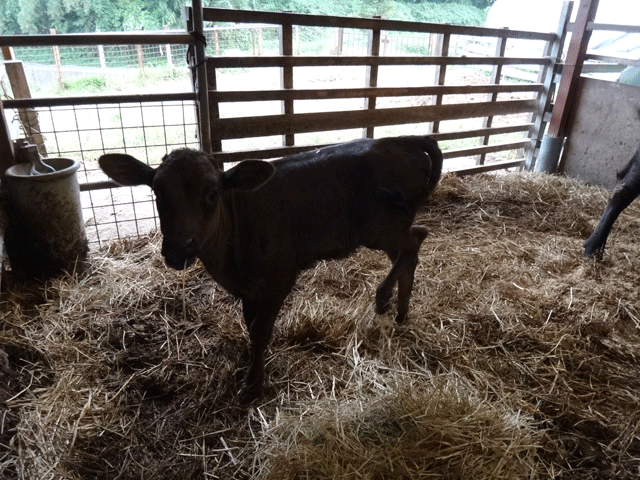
[
  {"xmin": 16, "ymin": 0, "xmax": 51, "ymax": 34},
  {"xmin": 0, "ymin": 0, "xmax": 21, "ymax": 35},
  {"xmin": 0, "ymin": 0, "xmax": 489, "ymax": 34}
]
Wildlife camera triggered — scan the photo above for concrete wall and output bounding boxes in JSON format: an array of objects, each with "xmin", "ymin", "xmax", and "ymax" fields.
[{"xmin": 560, "ymin": 78, "xmax": 640, "ymax": 190}]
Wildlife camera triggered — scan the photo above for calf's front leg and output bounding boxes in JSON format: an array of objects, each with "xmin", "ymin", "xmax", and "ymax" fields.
[{"xmin": 239, "ymin": 289, "xmax": 289, "ymax": 404}]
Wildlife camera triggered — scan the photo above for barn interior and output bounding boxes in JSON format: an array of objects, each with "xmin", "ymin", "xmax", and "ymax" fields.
[{"xmin": 1, "ymin": 0, "xmax": 640, "ymax": 479}]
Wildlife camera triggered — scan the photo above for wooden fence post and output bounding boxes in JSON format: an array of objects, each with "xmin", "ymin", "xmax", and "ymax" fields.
[
  {"xmin": 185, "ymin": 1, "xmax": 212, "ymax": 154},
  {"xmin": 536, "ymin": 0, "xmax": 599, "ymax": 174},
  {"xmin": 0, "ymin": 98, "xmax": 16, "ymax": 173},
  {"xmin": 164, "ymin": 25, "xmax": 174, "ymax": 70},
  {"xmin": 50, "ymin": 28, "xmax": 64, "ymax": 90},
  {"xmin": 478, "ymin": 35, "xmax": 507, "ymax": 165},
  {"xmin": 363, "ymin": 17, "xmax": 381, "ymax": 139},
  {"xmin": 98, "ymin": 44, "xmax": 107, "ymax": 69},
  {"xmin": 526, "ymin": 1, "xmax": 572, "ymax": 171},
  {"xmin": 336, "ymin": 27, "xmax": 344, "ymax": 55},
  {"xmin": 3, "ymin": 60, "xmax": 48, "ymax": 156},
  {"xmin": 96, "ymin": 28, "xmax": 107, "ymax": 71},
  {"xmin": 549, "ymin": 0, "xmax": 599, "ymax": 140},
  {"xmin": 280, "ymin": 21, "xmax": 295, "ymax": 147},
  {"xmin": 2, "ymin": 46, "xmax": 14, "ymax": 61},
  {"xmin": 429, "ymin": 33, "xmax": 450, "ymax": 134},
  {"xmin": 136, "ymin": 43, "xmax": 144, "ymax": 74}
]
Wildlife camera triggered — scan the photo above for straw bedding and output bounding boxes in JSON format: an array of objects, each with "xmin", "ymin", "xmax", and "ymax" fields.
[{"xmin": 1, "ymin": 171, "xmax": 639, "ymax": 479}]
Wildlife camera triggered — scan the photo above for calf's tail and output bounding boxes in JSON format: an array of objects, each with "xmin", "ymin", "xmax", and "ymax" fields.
[
  {"xmin": 397, "ymin": 135, "xmax": 443, "ymax": 197},
  {"xmin": 419, "ymin": 135, "xmax": 444, "ymax": 196}
]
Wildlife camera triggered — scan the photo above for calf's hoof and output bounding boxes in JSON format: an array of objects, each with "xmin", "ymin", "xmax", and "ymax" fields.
[
  {"xmin": 375, "ymin": 283, "xmax": 394, "ymax": 314},
  {"xmin": 395, "ymin": 311, "xmax": 408, "ymax": 324},
  {"xmin": 375, "ymin": 293, "xmax": 392, "ymax": 315},
  {"xmin": 583, "ymin": 240, "xmax": 604, "ymax": 259},
  {"xmin": 239, "ymin": 379, "xmax": 263, "ymax": 405}
]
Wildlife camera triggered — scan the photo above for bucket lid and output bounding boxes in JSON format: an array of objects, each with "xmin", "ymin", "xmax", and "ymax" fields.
[{"xmin": 5, "ymin": 157, "xmax": 81, "ymax": 181}]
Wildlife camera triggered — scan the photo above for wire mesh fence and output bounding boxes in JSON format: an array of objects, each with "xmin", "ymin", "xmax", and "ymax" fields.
[{"xmin": 5, "ymin": 98, "xmax": 199, "ymax": 246}]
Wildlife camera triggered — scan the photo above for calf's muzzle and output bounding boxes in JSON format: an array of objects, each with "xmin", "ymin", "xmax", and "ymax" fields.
[{"xmin": 161, "ymin": 236, "xmax": 199, "ymax": 270}]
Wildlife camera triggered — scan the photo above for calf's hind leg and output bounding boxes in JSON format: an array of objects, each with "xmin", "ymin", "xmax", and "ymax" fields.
[{"xmin": 375, "ymin": 225, "xmax": 428, "ymax": 323}]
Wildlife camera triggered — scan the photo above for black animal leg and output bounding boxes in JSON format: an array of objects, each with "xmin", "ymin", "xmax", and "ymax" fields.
[
  {"xmin": 242, "ymin": 298, "xmax": 257, "ymax": 330},
  {"xmin": 395, "ymin": 226, "xmax": 428, "ymax": 323},
  {"xmin": 240, "ymin": 292, "xmax": 288, "ymax": 404},
  {"xmin": 584, "ymin": 155, "xmax": 640, "ymax": 257},
  {"xmin": 375, "ymin": 249, "xmax": 399, "ymax": 314},
  {"xmin": 375, "ymin": 225, "xmax": 428, "ymax": 321}
]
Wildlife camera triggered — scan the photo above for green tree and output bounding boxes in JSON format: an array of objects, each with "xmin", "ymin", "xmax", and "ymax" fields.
[
  {"xmin": 48, "ymin": 0, "xmax": 97, "ymax": 33},
  {"xmin": 0, "ymin": 0, "xmax": 490, "ymax": 35},
  {"xmin": 0, "ymin": 0, "xmax": 21, "ymax": 34},
  {"xmin": 16, "ymin": 0, "xmax": 51, "ymax": 34},
  {"xmin": 93, "ymin": 0, "xmax": 126, "ymax": 32}
]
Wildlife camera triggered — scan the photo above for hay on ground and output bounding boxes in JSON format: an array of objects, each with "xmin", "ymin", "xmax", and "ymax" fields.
[{"xmin": 1, "ymin": 171, "xmax": 639, "ymax": 479}]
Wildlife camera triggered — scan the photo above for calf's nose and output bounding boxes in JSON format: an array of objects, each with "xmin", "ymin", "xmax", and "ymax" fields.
[{"xmin": 161, "ymin": 236, "xmax": 199, "ymax": 270}]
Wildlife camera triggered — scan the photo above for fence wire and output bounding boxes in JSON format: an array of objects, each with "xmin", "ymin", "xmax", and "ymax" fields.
[{"xmin": 5, "ymin": 99, "xmax": 199, "ymax": 246}]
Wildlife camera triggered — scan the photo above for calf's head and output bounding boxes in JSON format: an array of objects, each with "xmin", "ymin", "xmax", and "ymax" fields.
[{"xmin": 99, "ymin": 149, "xmax": 274, "ymax": 269}]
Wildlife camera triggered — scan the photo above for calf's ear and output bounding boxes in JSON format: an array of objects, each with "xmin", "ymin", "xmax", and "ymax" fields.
[
  {"xmin": 99, "ymin": 154, "xmax": 155, "ymax": 187},
  {"xmin": 223, "ymin": 159, "xmax": 275, "ymax": 192}
]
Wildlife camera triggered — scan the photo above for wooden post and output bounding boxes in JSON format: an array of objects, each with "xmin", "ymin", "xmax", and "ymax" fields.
[
  {"xmin": 50, "ymin": 28, "xmax": 64, "ymax": 90},
  {"xmin": 364, "ymin": 18, "xmax": 381, "ymax": 139},
  {"xmin": 252, "ymin": 28, "xmax": 257, "ymax": 55},
  {"xmin": 2, "ymin": 46, "xmax": 14, "ymax": 60},
  {"xmin": 185, "ymin": 1, "xmax": 212, "ymax": 154},
  {"xmin": 4, "ymin": 60, "xmax": 48, "ymax": 156},
  {"xmin": 429, "ymin": 33, "xmax": 450, "ymax": 134},
  {"xmin": 0, "ymin": 98, "xmax": 11, "ymax": 286},
  {"xmin": 478, "ymin": 35, "xmax": 507, "ymax": 165},
  {"xmin": 294, "ymin": 25, "xmax": 301, "ymax": 56},
  {"xmin": 525, "ymin": 1, "xmax": 572, "ymax": 171},
  {"xmin": 336, "ymin": 27, "xmax": 344, "ymax": 55},
  {"xmin": 0, "ymin": 98, "xmax": 16, "ymax": 173},
  {"xmin": 136, "ymin": 43, "xmax": 144, "ymax": 74},
  {"xmin": 96, "ymin": 29, "xmax": 107, "ymax": 71},
  {"xmin": 549, "ymin": 0, "xmax": 600, "ymax": 139},
  {"xmin": 98, "ymin": 44, "xmax": 107, "ymax": 69},
  {"xmin": 280, "ymin": 22, "xmax": 294, "ymax": 147},
  {"xmin": 164, "ymin": 25, "xmax": 173, "ymax": 71}
]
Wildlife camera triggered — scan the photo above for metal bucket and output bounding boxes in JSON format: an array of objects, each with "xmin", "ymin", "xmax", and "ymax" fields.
[{"xmin": 3, "ymin": 156, "xmax": 88, "ymax": 278}]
